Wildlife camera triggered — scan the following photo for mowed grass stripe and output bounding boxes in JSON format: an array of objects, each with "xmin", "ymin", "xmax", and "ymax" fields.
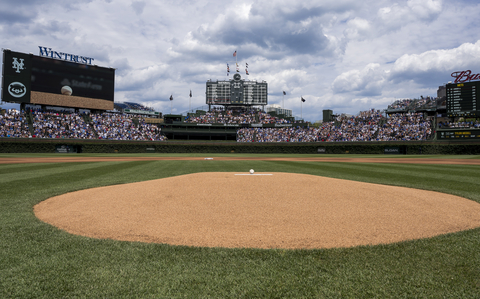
[
  {"xmin": 0, "ymin": 162, "xmax": 123, "ymax": 184},
  {"xmin": 316, "ymin": 162, "xmax": 480, "ymax": 189},
  {"xmin": 0, "ymin": 161, "xmax": 164, "ymax": 206},
  {"xmin": 321, "ymin": 162, "xmax": 480, "ymax": 201},
  {"xmin": 260, "ymin": 161, "xmax": 480, "ymax": 203},
  {"xmin": 1, "ymin": 158, "xmax": 480, "ymax": 297}
]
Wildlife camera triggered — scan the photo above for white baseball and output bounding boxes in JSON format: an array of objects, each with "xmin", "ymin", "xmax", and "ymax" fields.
[
  {"xmin": 249, "ymin": 169, "xmax": 254, "ymax": 174},
  {"xmin": 61, "ymin": 86, "xmax": 72, "ymax": 96}
]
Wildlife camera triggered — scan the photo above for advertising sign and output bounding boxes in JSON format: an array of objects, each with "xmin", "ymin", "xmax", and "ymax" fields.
[
  {"xmin": 2, "ymin": 49, "xmax": 115, "ymax": 107},
  {"xmin": 384, "ymin": 146, "xmax": 406, "ymax": 154},
  {"xmin": 2, "ymin": 50, "xmax": 32, "ymax": 103}
]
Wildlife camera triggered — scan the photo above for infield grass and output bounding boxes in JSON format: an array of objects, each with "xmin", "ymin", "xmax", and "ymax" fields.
[{"xmin": 1, "ymin": 154, "xmax": 479, "ymax": 298}]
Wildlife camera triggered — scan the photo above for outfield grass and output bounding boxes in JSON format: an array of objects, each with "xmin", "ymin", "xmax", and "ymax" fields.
[
  {"xmin": 1, "ymin": 154, "xmax": 480, "ymax": 297},
  {"xmin": 1, "ymin": 152, "xmax": 480, "ymax": 159}
]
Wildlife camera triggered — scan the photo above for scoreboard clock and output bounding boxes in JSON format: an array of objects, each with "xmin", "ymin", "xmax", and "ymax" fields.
[{"xmin": 446, "ymin": 81, "xmax": 479, "ymax": 117}]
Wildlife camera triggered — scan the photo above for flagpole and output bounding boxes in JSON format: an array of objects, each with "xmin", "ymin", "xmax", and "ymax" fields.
[{"xmin": 301, "ymin": 96, "xmax": 303, "ymax": 120}]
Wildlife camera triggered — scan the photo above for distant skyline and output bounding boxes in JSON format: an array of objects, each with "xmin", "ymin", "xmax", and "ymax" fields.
[{"xmin": 1, "ymin": 0, "xmax": 480, "ymax": 121}]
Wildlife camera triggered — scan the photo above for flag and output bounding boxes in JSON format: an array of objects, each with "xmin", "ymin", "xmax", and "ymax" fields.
[
  {"xmin": 301, "ymin": 97, "xmax": 305, "ymax": 102},
  {"xmin": 189, "ymin": 90, "xmax": 192, "ymax": 98},
  {"xmin": 233, "ymin": 51, "xmax": 237, "ymax": 57},
  {"xmin": 283, "ymin": 91, "xmax": 286, "ymax": 95},
  {"xmin": 170, "ymin": 95, "xmax": 173, "ymax": 101}
]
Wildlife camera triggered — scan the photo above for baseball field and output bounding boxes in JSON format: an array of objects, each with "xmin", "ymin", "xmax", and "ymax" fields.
[{"xmin": 1, "ymin": 153, "xmax": 480, "ymax": 297}]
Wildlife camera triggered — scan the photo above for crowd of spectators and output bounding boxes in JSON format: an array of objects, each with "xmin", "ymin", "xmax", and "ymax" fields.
[
  {"xmin": 438, "ymin": 120, "xmax": 480, "ymax": 129},
  {"xmin": 237, "ymin": 109, "xmax": 433, "ymax": 142},
  {"xmin": 387, "ymin": 97, "xmax": 438, "ymax": 112},
  {"xmin": 185, "ymin": 108, "xmax": 293, "ymax": 124},
  {"xmin": 387, "ymin": 99, "xmax": 413, "ymax": 110},
  {"xmin": 411, "ymin": 96, "xmax": 437, "ymax": 110},
  {"xmin": 0, "ymin": 109, "xmax": 167, "ymax": 141},
  {"xmin": 32, "ymin": 110, "xmax": 95, "ymax": 139},
  {"xmin": 376, "ymin": 112, "xmax": 432, "ymax": 141},
  {"xmin": 1, "ymin": 101, "xmax": 475, "ymax": 143},
  {"xmin": 0, "ymin": 109, "xmax": 30, "ymax": 138},
  {"xmin": 237, "ymin": 127, "xmax": 321, "ymax": 142},
  {"xmin": 90, "ymin": 113, "xmax": 166, "ymax": 141},
  {"xmin": 326, "ymin": 109, "xmax": 383, "ymax": 142}
]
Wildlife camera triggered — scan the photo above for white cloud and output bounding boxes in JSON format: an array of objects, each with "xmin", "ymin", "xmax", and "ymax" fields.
[
  {"xmin": 407, "ymin": 0, "xmax": 442, "ymax": 18},
  {"xmin": 389, "ymin": 40, "xmax": 480, "ymax": 85},
  {"xmin": 332, "ymin": 63, "xmax": 387, "ymax": 96},
  {"xmin": 344, "ymin": 17, "xmax": 370, "ymax": 39},
  {"xmin": 378, "ymin": 0, "xmax": 442, "ymax": 30}
]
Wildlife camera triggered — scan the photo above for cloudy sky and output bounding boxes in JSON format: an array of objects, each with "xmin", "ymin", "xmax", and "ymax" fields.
[{"xmin": 1, "ymin": 0, "xmax": 480, "ymax": 121}]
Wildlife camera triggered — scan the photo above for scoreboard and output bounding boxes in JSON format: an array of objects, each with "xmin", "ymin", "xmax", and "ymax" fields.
[
  {"xmin": 2, "ymin": 49, "xmax": 115, "ymax": 110},
  {"xmin": 446, "ymin": 81, "xmax": 479, "ymax": 117},
  {"xmin": 206, "ymin": 73, "xmax": 267, "ymax": 107}
]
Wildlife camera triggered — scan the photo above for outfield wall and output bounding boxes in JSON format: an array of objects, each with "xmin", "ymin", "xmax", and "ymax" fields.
[{"xmin": 1, "ymin": 138, "xmax": 480, "ymax": 155}]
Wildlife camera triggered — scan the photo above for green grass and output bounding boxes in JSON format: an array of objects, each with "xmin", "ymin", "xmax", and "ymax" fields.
[
  {"xmin": 1, "ymin": 154, "xmax": 480, "ymax": 298},
  {"xmin": 1, "ymin": 152, "xmax": 480, "ymax": 159}
]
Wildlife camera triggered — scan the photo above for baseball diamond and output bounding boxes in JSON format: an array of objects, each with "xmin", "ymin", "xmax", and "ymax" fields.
[
  {"xmin": 28, "ymin": 157, "xmax": 480, "ymax": 249},
  {"xmin": 2, "ymin": 154, "xmax": 480, "ymax": 298}
]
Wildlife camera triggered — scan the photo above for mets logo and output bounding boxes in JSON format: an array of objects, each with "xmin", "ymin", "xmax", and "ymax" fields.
[
  {"xmin": 12, "ymin": 57, "xmax": 25, "ymax": 73},
  {"xmin": 8, "ymin": 82, "xmax": 27, "ymax": 98}
]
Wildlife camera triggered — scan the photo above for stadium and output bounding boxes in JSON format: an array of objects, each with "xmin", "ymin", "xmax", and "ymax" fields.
[{"xmin": 1, "ymin": 49, "xmax": 480, "ymax": 297}]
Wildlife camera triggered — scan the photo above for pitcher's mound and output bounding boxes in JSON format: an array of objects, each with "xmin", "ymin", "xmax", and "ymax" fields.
[{"xmin": 34, "ymin": 172, "xmax": 480, "ymax": 249}]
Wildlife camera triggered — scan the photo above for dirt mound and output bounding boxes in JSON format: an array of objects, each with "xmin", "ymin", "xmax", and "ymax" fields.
[{"xmin": 34, "ymin": 172, "xmax": 480, "ymax": 249}]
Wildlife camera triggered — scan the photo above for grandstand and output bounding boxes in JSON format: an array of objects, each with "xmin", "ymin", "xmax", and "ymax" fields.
[
  {"xmin": 0, "ymin": 108, "xmax": 166, "ymax": 141},
  {"xmin": 2, "ymin": 94, "xmax": 479, "ymax": 142}
]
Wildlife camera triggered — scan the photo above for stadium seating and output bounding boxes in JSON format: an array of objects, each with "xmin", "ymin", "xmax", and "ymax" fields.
[{"xmin": 0, "ymin": 96, "xmax": 472, "ymax": 142}]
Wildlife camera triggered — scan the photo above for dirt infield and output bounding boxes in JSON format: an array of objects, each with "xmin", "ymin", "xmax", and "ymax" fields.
[{"xmin": 34, "ymin": 167, "xmax": 480, "ymax": 249}]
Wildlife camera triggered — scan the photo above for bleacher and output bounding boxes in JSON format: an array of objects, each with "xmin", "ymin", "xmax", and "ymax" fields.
[
  {"xmin": 0, "ymin": 109, "xmax": 167, "ymax": 141},
  {"xmin": 0, "ymin": 94, "xmax": 477, "ymax": 143}
]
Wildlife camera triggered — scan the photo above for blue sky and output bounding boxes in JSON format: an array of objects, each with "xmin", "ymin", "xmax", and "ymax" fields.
[{"xmin": 1, "ymin": 0, "xmax": 480, "ymax": 121}]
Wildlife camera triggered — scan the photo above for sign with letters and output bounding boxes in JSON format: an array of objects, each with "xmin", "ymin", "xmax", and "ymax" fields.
[
  {"xmin": 384, "ymin": 146, "xmax": 405, "ymax": 154},
  {"xmin": 38, "ymin": 46, "xmax": 94, "ymax": 65},
  {"xmin": 451, "ymin": 70, "xmax": 480, "ymax": 84},
  {"xmin": 2, "ymin": 49, "xmax": 114, "ymax": 105}
]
